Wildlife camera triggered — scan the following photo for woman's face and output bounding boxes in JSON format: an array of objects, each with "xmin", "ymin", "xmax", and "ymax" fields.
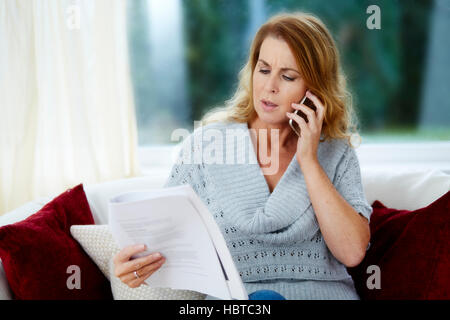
[{"xmin": 252, "ymin": 36, "xmax": 307, "ymax": 126}]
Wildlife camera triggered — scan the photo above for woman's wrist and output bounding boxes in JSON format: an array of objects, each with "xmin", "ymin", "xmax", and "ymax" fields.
[{"xmin": 298, "ymin": 156, "xmax": 319, "ymax": 173}]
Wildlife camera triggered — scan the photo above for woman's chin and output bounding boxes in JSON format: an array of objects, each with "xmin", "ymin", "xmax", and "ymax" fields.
[{"xmin": 256, "ymin": 112, "xmax": 287, "ymax": 126}]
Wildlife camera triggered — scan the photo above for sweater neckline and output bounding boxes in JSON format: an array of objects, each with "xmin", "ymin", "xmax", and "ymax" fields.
[{"xmin": 244, "ymin": 121, "xmax": 298, "ymax": 196}]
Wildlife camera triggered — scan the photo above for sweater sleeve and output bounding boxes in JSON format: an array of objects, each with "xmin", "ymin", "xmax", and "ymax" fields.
[
  {"xmin": 163, "ymin": 133, "xmax": 204, "ymax": 194},
  {"xmin": 334, "ymin": 145, "xmax": 373, "ymax": 222}
]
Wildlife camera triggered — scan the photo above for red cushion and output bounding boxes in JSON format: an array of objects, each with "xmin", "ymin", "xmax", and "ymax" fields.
[
  {"xmin": 0, "ymin": 184, "xmax": 112, "ymax": 300},
  {"xmin": 347, "ymin": 190, "xmax": 450, "ymax": 300}
]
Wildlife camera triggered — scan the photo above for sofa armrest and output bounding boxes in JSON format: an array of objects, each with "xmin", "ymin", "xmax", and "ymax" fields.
[{"xmin": 0, "ymin": 261, "xmax": 12, "ymax": 300}]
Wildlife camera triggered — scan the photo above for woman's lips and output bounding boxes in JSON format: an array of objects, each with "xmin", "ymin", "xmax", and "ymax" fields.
[{"xmin": 261, "ymin": 100, "xmax": 279, "ymax": 112}]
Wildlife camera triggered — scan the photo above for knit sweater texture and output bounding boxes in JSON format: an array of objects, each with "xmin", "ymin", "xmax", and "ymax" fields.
[{"xmin": 164, "ymin": 121, "xmax": 373, "ymax": 300}]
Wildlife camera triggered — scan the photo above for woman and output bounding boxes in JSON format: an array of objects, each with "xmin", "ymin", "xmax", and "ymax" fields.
[{"xmin": 113, "ymin": 12, "xmax": 372, "ymax": 300}]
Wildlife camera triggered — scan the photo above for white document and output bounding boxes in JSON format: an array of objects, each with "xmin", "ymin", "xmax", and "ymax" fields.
[{"xmin": 108, "ymin": 184, "xmax": 248, "ymax": 300}]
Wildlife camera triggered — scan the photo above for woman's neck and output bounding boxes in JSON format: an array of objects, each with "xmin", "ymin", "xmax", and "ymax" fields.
[{"xmin": 248, "ymin": 117, "xmax": 297, "ymax": 151}]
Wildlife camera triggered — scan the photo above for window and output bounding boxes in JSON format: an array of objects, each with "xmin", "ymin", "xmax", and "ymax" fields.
[{"xmin": 127, "ymin": 0, "xmax": 450, "ymax": 173}]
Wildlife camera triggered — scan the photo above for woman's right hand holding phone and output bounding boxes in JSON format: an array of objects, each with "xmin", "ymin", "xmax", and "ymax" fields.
[{"xmin": 113, "ymin": 244, "xmax": 166, "ymax": 288}]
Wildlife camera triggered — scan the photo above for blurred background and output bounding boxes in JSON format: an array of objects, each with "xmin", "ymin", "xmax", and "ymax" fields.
[{"xmin": 129, "ymin": 0, "xmax": 450, "ymax": 144}]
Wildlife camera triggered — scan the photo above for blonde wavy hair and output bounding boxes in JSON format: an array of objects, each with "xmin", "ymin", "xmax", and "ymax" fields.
[{"xmin": 202, "ymin": 12, "xmax": 359, "ymax": 146}]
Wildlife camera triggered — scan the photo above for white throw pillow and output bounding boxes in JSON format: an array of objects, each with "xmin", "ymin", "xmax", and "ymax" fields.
[{"xmin": 70, "ymin": 225, "xmax": 205, "ymax": 300}]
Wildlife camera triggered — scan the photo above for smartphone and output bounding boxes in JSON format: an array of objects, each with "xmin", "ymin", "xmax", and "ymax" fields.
[{"xmin": 289, "ymin": 95, "xmax": 317, "ymax": 137}]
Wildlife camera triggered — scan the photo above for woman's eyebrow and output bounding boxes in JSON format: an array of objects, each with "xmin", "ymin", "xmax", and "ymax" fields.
[{"xmin": 258, "ymin": 59, "xmax": 300, "ymax": 74}]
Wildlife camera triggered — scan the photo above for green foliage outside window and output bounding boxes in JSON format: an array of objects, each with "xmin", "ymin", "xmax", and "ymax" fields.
[{"xmin": 128, "ymin": 0, "xmax": 449, "ymax": 144}]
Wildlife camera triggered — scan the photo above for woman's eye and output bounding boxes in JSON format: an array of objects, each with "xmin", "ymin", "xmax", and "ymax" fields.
[
  {"xmin": 283, "ymin": 75, "xmax": 295, "ymax": 81},
  {"xmin": 259, "ymin": 69, "xmax": 295, "ymax": 81}
]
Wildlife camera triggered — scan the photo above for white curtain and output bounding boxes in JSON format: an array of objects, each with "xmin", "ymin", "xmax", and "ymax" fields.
[{"xmin": 0, "ymin": 0, "xmax": 141, "ymax": 215}]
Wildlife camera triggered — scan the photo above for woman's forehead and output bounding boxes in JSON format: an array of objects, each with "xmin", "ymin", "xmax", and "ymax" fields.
[{"xmin": 258, "ymin": 36, "xmax": 298, "ymax": 70}]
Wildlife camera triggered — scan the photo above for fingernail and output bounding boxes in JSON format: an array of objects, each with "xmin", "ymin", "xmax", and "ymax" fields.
[
  {"xmin": 286, "ymin": 112, "xmax": 291, "ymax": 116},
  {"xmin": 153, "ymin": 252, "xmax": 161, "ymax": 258},
  {"xmin": 137, "ymin": 244, "xmax": 145, "ymax": 250}
]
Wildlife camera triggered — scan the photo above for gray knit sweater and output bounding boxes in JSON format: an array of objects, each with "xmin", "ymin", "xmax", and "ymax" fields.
[{"xmin": 164, "ymin": 121, "xmax": 372, "ymax": 300}]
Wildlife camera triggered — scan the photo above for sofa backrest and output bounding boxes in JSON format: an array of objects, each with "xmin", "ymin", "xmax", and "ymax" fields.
[
  {"xmin": 361, "ymin": 168, "xmax": 450, "ymax": 210},
  {"xmin": 2, "ymin": 169, "xmax": 449, "ymax": 228},
  {"xmin": 80, "ymin": 169, "xmax": 450, "ymax": 224}
]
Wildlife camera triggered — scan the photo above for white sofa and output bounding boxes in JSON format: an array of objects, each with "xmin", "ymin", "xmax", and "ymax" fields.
[{"xmin": 1, "ymin": 168, "xmax": 449, "ymax": 300}]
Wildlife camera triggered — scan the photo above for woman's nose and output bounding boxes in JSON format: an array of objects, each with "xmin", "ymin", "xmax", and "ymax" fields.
[{"xmin": 264, "ymin": 75, "xmax": 279, "ymax": 94}]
